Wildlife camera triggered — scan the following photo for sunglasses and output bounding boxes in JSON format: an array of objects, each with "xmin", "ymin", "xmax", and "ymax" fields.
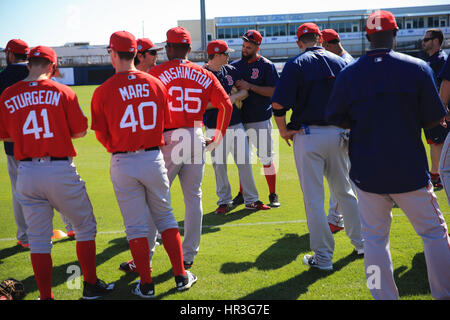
[
  {"xmin": 145, "ymin": 50, "xmax": 158, "ymax": 56},
  {"xmin": 422, "ymin": 37, "xmax": 435, "ymax": 42}
]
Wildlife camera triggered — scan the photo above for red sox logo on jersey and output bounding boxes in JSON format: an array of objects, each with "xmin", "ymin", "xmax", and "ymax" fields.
[
  {"xmin": 251, "ymin": 68, "xmax": 259, "ymax": 80},
  {"xmin": 225, "ymin": 75, "xmax": 234, "ymax": 86}
]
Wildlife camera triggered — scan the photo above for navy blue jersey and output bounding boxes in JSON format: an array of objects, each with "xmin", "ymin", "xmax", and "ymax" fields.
[
  {"xmin": 203, "ymin": 64, "xmax": 243, "ymax": 129},
  {"xmin": 425, "ymin": 49, "xmax": 447, "ymax": 88},
  {"xmin": 326, "ymin": 49, "xmax": 447, "ymax": 194},
  {"xmin": 438, "ymin": 56, "xmax": 450, "ymax": 81},
  {"xmin": 231, "ymin": 56, "xmax": 279, "ymax": 123},
  {"xmin": 0, "ymin": 63, "xmax": 29, "ymax": 156},
  {"xmin": 271, "ymin": 47, "xmax": 348, "ymax": 130},
  {"xmin": 341, "ymin": 52, "xmax": 355, "ymax": 64}
]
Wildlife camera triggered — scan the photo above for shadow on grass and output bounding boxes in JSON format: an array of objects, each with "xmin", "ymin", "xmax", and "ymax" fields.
[
  {"xmin": 394, "ymin": 252, "xmax": 430, "ymax": 297},
  {"xmin": 0, "ymin": 244, "xmax": 28, "ymax": 265},
  {"xmin": 238, "ymin": 251, "xmax": 361, "ymax": 300},
  {"xmin": 220, "ymin": 233, "xmax": 310, "ymax": 273}
]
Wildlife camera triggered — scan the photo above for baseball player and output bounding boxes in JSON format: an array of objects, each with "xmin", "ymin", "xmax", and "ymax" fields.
[
  {"xmin": 321, "ymin": 29, "xmax": 355, "ymax": 64},
  {"xmin": 271, "ymin": 23, "xmax": 364, "ymax": 271},
  {"xmin": 135, "ymin": 38, "xmax": 164, "ymax": 73},
  {"xmin": 0, "ymin": 45, "xmax": 114, "ymax": 300},
  {"xmin": 204, "ymin": 40, "xmax": 270, "ymax": 213},
  {"xmin": 91, "ymin": 31, "xmax": 197, "ymax": 298},
  {"xmin": 0, "ymin": 39, "xmax": 75, "ymax": 247},
  {"xmin": 438, "ymin": 57, "xmax": 450, "ymax": 204},
  {"xmin": 422, "ymin": 28, "xmax": 448, "ymax": 190},
  {"xmin": 320, "ymin": 29, "xmax": 356, "ymax": 234},
  {"xmin": 231, "ymin": 30, "xmax": 281, "ymax": 208},
  {"xmin": 326, "ymin": 10, "xmax": 450, "ymax": 300}
]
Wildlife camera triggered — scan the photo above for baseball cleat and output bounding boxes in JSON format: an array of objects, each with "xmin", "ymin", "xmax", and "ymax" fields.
[
  {"xmin": 131, "ymin": 280, "xmax": 155, "ymax": 298},
  {"xmin": 215, "ymin": 204, "xmax": 232, "ymax": 214},
  {"xmin": 328, "ymin": 223, "xmax": 344, "ymax": 234},
  {"xmin": 67, "ymin": 230, "xmax": 76, "ymax": 238},
  {"xmin": 302, "ymin": 254, "xmax": 333, "ymax": 271},
  {"xmin": 232, "ymin": 192, "xmax": 244, "ymax": 206},
  {"xmin": 269, "ymin": 193, "xmax": 281, "ymax": 208},
  {"xmin": 245, "ymin": 201, "xmax": 271, "ymax": 211},
  {"xmin": 119, "ymin": 259, "xmax": 137, "ymax": 273},
  {"xmin": 355, "ymin": 248, "xmax": 364, "ymax": 256},
  {"xmin": 82, "ymin": 279, "xmax": 115, "ymax": 300},
  {"xmin": 175, "ymin": 270, "xmax": 197, "ymax": 291},
  {"xmin": 17, "ymin": 240, "xmax": 30, "ymax": 249},
  {"xmin": 183, "ymin": 260, "xmax": 193, "ymax": 269}
]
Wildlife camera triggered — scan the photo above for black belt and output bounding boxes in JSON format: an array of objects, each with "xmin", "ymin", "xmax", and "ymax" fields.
[
  {"xmin": 112, "ymin": 146, "xmax": 159, "ymax": 155},
  {"xmin": 163, "ymin": 128, "xmax": 178, "ymax": 132},
  {"xmin": 21, "ymin": 157, "xmax": 69, "ymax": 161}
]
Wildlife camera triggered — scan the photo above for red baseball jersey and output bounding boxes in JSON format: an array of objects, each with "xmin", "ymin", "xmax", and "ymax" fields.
[
  {"xmin": 91, "ymin": 70, "xmax": 171, "ymax": 153},
  {"xmin": 0, "ymin": 79, "xmax": 87, "ymax": 160},
  {"xmin": 150, "ymin": 59, "xmax": 232, "ymax": 142}
]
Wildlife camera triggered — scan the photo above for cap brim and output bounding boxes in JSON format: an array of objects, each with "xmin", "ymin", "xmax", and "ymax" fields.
[
  {"xmin": 225, "ymin": 48, "xmax": 235, "ymax": 53},
  {"xmin": 242, "ymin": 36, "xmax": 260, "ymax": 45}
]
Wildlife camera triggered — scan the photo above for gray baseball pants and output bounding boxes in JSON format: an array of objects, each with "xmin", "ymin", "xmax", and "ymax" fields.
[
  {"xmin": 15, "ymin": 158, "xmax": 97, "ymax": 254},
  {"xmin": 439, "ymin": 132, "xmax": 450, "ymax": 206},
  {"xmin": 356, "ymin": 184, "xmax": 450, "ymax": 300},
  {"xmin": 206, "ymin": 123, "xmax": 259, "ymax": 205},
  {"xmin": 293, "ymin": 125, "xmax": 364, "ymax": 268}
]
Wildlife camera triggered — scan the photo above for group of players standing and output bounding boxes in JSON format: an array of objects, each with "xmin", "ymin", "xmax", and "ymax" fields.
[{"xmin": 0, "ymin": 10, "xmax": 449, "ymax": 300}]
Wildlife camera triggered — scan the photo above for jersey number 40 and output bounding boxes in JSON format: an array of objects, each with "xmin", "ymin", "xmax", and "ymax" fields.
[{"xmin": 120, "ymin": 102, "xmax": 157, "ymax": 132}]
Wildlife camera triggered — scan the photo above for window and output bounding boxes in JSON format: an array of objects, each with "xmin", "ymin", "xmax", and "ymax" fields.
[
  {"xmin": 273, "ymin": 25, "xmax": 279, "ymax": 36},
  {"xmin": 352, "ymin": 23, "xmax": 359, "ymax": 32},
  {"xmin": 440, "ymin": 16, "xmax": 447, "ymax": 27},
  {"xmin": 406, "ymin": 20, "xmax": 412, "ymax": 29},
  {"xmin": 345, "ymin": 22, "xmax": 351, "ymax": 33},
  {"xmin": 207, "ymin": 33, "xmax": 213, "ymax": 41},
  {"xmin": 279, "ymin": 25, "xmax": 286, "ymax": 36},
  {"xmin": 265, "ymin": 26, "xmax": 272, "ymax": 37},
  {"xmin": 232, "ymin": 27, "xmax": 239, "ymax": 38},
  {"xmin": 289, "ymin": 25, "xmax": 296, "ymax": 36},
  {"xmin": 217, "ymin": 28, "xmax": 225, "ymax": 39},
  {"xmin": 225, "ymin": 28, "xmax": 231, "ymax": 39},
  {"xmin": 239, "ymin": 27, "xmax": 246, "ymax": 37},
  {"xmin": 413, "ymin": 17, "xmax": 424, "ymax": 29}
]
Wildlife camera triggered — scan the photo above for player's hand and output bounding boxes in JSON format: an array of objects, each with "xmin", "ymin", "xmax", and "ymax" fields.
[
  {"xmin": 441, "ymin": 117, "xmax": 448, "ymax": 128},
  {"xmin": 235, "ymin": 80, "xmax": 251, "ymax": 91},
  {"xmin": 279, "ymin": 129, "xmax": 299, "ymax": 147},
  {"xmin": 205, "ymin": 137, "xmax": 217, "ymax": 152}
]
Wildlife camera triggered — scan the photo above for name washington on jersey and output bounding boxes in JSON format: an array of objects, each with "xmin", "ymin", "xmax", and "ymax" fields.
[
  {"xmin": 4, "ymin": 89, "xmax": 61, "ymax": 114},
  {"xmin": 157, "ymin": 66, "xmax": 213, "ymax": 89}
]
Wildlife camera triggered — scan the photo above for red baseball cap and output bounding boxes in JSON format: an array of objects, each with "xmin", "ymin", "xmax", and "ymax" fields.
[
  {"xmin": 29, "ymin": 46, "xmax": 57, "ymax": 64},
  {"xmin": 108, "ymin": 31, "xmax": 137, "ymax": 53},
  {"xmin": 321, "ymin": 29, "xmax": 340, "ymax": 43},
  {"xmin": 166, "ymin": 27, "xmax": 191, "ymax": 44},
  {"xmin": 4, "ymin": 39, "xmax": 30, "ymax": 55},
  {"xmin": 137, "ymin": 38, "xmax": 164, "ymax": 52},
  {"xmin": 207, "ymin": 40, "xmax": 235, "ymax": 55},
  {"xmin": 242, "ymin": 30, "xmax": 263, "ymax": 45},
  {"xmin": 366, "ymin": 10, "xmax": 399, "ymax": 35},
  {"xmin": 297, "ymin": 23, "xmax": 322, "ymax": 39}
]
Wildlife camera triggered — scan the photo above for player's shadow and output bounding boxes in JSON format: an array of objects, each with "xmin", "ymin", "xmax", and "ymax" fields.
[
  {"xmin": 238, "ymin": 252, "xmax": 361, "ymax": 300},
  {"xmin": 0, "ymin": 244, "xmax": 28, "ymax": 265},
  {"xmin": 394, "ymin": 252, "xmax": 431, "ymax": 297},
  {"xmin": 220, "ymin": 233, "xmax": 310, "ymax": 274}
]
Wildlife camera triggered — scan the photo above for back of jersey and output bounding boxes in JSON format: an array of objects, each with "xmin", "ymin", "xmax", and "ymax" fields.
[
  {"xmin": 0, "ymin": 79, "xmax": 87, "ymax": 160},
  {"xmin": 91, "ymin": 70, "xmax": 170, "ymax": 154},
  {"xmin": 150, "ymin": 59, "xmax": 230, "ymax": 133}
]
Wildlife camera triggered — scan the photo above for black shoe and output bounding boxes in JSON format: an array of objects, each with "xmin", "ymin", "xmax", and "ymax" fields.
[
  {"xmin": 82, "ymin": 279, "xmax": 115, "ymax": 300},
  {"xmin": 175, "ymin": 271, "xmax": 198, "ymax": 291},
  {"xmin": 131, "ymin": 280, "xmax": 155, "ymax": 298},
  {"xmin": 269, "ymin": 193, "xmax": 280, "ymax": 208},
  {"xmin": 184, "ymin": 260, "xmax": 193, "ymax": 269},
  {"xmin": 232, "ymin": 192, "xmax": 244, "ymax": 206}
]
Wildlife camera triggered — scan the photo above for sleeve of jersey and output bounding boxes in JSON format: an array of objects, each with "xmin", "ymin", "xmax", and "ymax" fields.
[
  {"xmin": 90, "ymin": 88, "xmax": 110, "ymax": 149},
  {"xmin": 0, "ymin": 97, "xmax": 10, "ymax": 139},
  {"xmin": 438, "ymin": 58, "xmax": 450, "ymax": 81},
  {"xmin": 265, "ymin": 63, "xmax": 280, "ymax": 86},
  {"xmin": 419, "ymin": 65, "xmax": 447, "ymax": 123},
  {"xmin": 325, "ymin": 70, "xmax": 352, "ymax": 126},
  {"xmin": 209, "ymin": 76, "xmax": 233, "ymax": 143},
  {"xmin": 161, "ymin": 85, "xmax": 172, "ymax": 129},
  {"xmin": 64, "ymin": 89, "xmax": 88, "ymax": 136},
  {"xmin": 271, "ymin": 62, "xmax": 300, "ymax": 111}
]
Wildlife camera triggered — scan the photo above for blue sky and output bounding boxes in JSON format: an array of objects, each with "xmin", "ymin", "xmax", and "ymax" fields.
[{"xmin": 0, "ymin": 0, "xmax": 448, "ymax": 47}]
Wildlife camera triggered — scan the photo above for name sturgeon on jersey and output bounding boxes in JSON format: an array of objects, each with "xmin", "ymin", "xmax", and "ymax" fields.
[
  {"xmin": 4, "ymin": 89, "xmax": 61, "ymax": 114},
  {"xmin": 157, "ymin": 66, "xmax": 213, "ymax": 89}
]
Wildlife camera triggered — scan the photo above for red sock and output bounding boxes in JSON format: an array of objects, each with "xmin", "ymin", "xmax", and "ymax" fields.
[
  {"xmin": 264, "ymin": 163, "xmax": 277, "ymax": 194},
  {"xmin": 240, "ymin": 182, "xmax": 243, "ymax": 194},
  {"xmin": 161, "ymin": 228, "xmax": 185, "ymax": 276},
  {"xmin": 129, "ymin": 237, "xmax": 152, "ymax": 284},
  {"xmin": 30, "ymin": 253, "xmax": 53, "ymax": 300},
  {"xmin": 76, "ymin": 240, "xmax": 98, "ymax": 285}
]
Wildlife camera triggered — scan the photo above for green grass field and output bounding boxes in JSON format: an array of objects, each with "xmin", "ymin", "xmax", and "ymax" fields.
[{"xmin": 0, "ymin": 85, "xmax": 448, "ymax": 301}]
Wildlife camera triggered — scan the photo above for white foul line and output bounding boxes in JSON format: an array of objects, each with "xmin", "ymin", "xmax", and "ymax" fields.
[{"xmin": 0, "ymin": 213, "xmax": 448, "ymax": 242}]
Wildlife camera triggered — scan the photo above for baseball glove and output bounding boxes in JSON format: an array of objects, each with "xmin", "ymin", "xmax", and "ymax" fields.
[
  {"xmin": 0, "ymin": 278, "xmax": 25, "ymax": 300},
  {"xmin": 230, "ymin": 86, "xmax": 243, "ymax": 109}
]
